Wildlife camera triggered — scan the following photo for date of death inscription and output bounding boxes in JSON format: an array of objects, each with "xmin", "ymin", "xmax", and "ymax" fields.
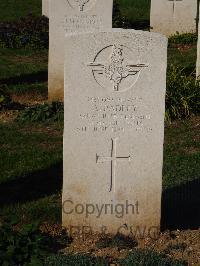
[{"xmin": 75, "ymin": 96, "xmax": 153, "ymax": 134}]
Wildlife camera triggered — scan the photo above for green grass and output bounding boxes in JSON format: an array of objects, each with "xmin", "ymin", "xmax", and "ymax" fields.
[
  {"xmin": 0, "ymin": 47, "xmax": 48, "ymax": 98},
  {"xmin": 0, "ymin": 44, "xmax": 196, "ymax": 99},
  {"xmin": 0, "ymin": 122, "xmax": 62, "ymax": 224},
  {"xmin": 0, "ymin": 116, "xmax": 199, "ymax": 226},
  {"xmin": 45, "ymin": 254, "xmax": 110, "ymax": 266},
  {"xmin": 1, "ymin": 118, "xmax": 198, "ymax": 190},
  {"xmin": 0, "ymin": 0, "xmax": 41, "ymax": 21},
  {"xmin": 0, "ymin": 39, "xmax": 198, "ymax": 226},
  {"xmin": 0, "ymin": 123, "xmax": 62, "ymax": 184},
  {"xmin": 0, "ymin": 44, "xmax": 195, "ymax": 80},
  {"xmin": 116, "ymin": 0, "xmax": 151, "ymax": 22},
  {"xmin": 120, "ymin": 249, "xmax": 186, "ymax": 266},
  {"xmin": 45, "ymin": 251, "xmax": 186, "ymax": 266},
  {"xmin": 0, "ymin": 48, "xmax": 47, "ymax": 80},
  {"xmin": 0, "ymin": 2, "xmax": 198, "ymax": 264},
  {"xmin": 7, "ymin": 82, "xmax": 47, "ymax": 96},
  {"xmin": 0, "ymin": 194, "xmax": 61, "ymax": 225},
  {"xmin": 168, "ymin": 46, "xmax": 197, "ymax": 74},
  {"xmin": 0, "ymin": 0, "xmax": 151, "ymax": 24},
  {"xmin": 163, "ymin": 118, "xmax": 200, "ymax": 189}
]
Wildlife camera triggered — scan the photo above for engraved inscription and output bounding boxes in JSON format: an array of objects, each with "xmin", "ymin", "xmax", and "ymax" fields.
[
  {"xmin": 96, "ymin": 138, "xmax": 131, "ymax": 192},
  {"xmin": 88, "ymin": 45, "xmax": 148, "ymax": 92},
  {"xmin": 67, "ymin": 0, "xmax": 96, "ymax": 12},
  {"xmin": 76, "ymin": 0, "xmax": 89, "ymax": 11},
  {"xmin": 65, "ymin": 15, "xmax": 102, "ymax": 32},
  {"xmin": 77, "ymin": 96, "xmax": 153, "ymax": 134}
]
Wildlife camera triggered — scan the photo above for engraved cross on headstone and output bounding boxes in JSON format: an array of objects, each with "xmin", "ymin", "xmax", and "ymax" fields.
[
  {"xmin": 96, "ymin": 138, "xmax": 131, "ymax": 192},
  {"xmin": 168, "ymin": 0, "xmax": 183, "ymax": 14}
]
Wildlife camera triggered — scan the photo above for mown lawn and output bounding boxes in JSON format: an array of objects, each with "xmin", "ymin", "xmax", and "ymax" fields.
[
  {"xmin": 0, "ymin": 47, "xmax": 48, "ymax": 101},
  {"xmin": 0, "ymin": 123, "xmax": 62, "ymax": 184},
  {"xmin": 0, "ymin": 43, "xmax": 196, "ymax": 94},
  {"xmin": 0, "ymin": 116, "xmax": 199, "ymax": 226},
  {"xmin": 0, "ymin": 3, "xmax": 199, "ymax": 266},
  {"xmin": 0, "ymin": 122, "xmax": 62, "ymax": 224},
  {"xmin": 163, "ymin": 117, "xmax": 200, "ymax": 189},
  {"xmin": 0, "ymin": 48, "xmax": 47, "ymax": 80},
  {"xmin": 168, "ymin": 46, "xmax": 197, "ymax": 74},
  {"xmin": 0, "ymin": 0, "xmax": 41, "ymax": 21},
  {"xmin": 0, "ymin": 33, "xmax": 198, "ymax": 225},
  {"xmin": 0, "ymin": 0, "xmax": 151, "ymax": 23},
  {"xmin": 117, "ymin": 0, "xmax": 151, "ymax": 22}
]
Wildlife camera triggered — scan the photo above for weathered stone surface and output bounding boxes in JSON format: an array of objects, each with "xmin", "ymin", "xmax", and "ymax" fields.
[
  {"xmin": 63, "ymin": 30, "xmax": 168, "ymax": 236},
  {"xmin": 196, "ymin": 4, "xmax": 200, "ymax": 79},
  {"xmin": 42, "ymin": 0, "xmax": 49, "ymax": 17},
  {"xmin": 151, "ymin": 0, "xmax": 197, "ymax": 36},
  {"xmin": 48, "ymin": 0, "xmax": 113, "ymax": 101}
]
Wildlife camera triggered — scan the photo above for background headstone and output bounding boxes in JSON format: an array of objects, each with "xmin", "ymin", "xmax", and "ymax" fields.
[
  {"xmin": 63, "ymin": 30, "xmax": 168, "ymax": 235},
  {"xmin": 197, "ymin": 3, "xmax": 200, "ymax": 79},
  {"xmin": 48, "ymin": 0, "xmax": 113, "ymax": 101},
  {"xmin": 150, "ymin": 0, "xmax": 198, "ymax": 36},
  {"xmin": 42, "ymin": 0, "xmax": 49, "ymax": 17}
]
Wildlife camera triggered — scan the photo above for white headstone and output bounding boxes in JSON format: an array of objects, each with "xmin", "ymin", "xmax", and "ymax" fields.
[
  {"xmin": 196, "ymin": 4, "xmax": 200, "ymax": 79},
  {"xmin": 63, "ymin": 30, "xmax": 168, "ymax": 236},
  {"xmin": 42, "ymin": 0, "xmax": 49, "ymax": 17},
  {"xmin": 150, "ymin": 0, "xmax": 197, "ymax": 36},
  {"xmin": 48, "ymin": 0, "xmax": 113, "ymax": 101}
]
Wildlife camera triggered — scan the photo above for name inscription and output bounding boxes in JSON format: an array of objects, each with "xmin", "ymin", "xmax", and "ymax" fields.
[
  {"xmin": 65, "ymin": 15, "xmax": 102, "ymax": 32},
  {"xmin": 76, "ymin": 96, "xmax": 153, "ymax": 133}
]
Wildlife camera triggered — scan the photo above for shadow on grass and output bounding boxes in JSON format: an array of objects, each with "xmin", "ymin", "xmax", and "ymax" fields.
[
  {"xmin": 0, "ymin": 162, "xmax": 62, "ymax": 206},
  {"xmin": 161, "ymin": 178, "xmax": 200, "ymax": 231},
  {"xmin": 0, "ymin": 162, "xmax": 199, "ymax": 231},
  {"xmin": 122, "ymin": 20, "xmax": 150, "ymax": 31},
  {"xmin": 0, "ymin": 70, "xmax": 47, "ymax": 85}
]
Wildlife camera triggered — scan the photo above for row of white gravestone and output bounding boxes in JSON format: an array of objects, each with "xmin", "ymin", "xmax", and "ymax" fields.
[
  {"xmin": 42, "ymin": 0, "xmax": 49, "ymax": 18},
  {"xmin": 150, "ymin": 0, "xmax": 198, "ymax": 36},
  {"xmin": 48, "ymin": 0, "xmax": 113, "ymax": 101},
  {"xmin": 151, "ymin": 0, "xmax": 200, "ymax": 80},
  {"xmin": 43, "ymin": 0, "xmax": 200, "ymax": 84},
  {"xmin": 63, "ymin": 30, "xmax": 168, "ymax": 234},
  {"xmin": 44, "ymin": 0, "xmax": 168, "ymax": 235},
  {"xmin": 197, "ymin": 3, "xmax": 200, "ymax": 79},
  {"xmin": 43, "ymin": 0, "xmax": 198, "ymax": 37},
  {"xmin": 43, "ymin": 0, "xmax": 200, "ymax": 89}
]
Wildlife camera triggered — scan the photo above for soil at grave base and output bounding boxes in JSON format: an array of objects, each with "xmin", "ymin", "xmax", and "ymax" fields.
[
  {"xmin": 0, "ymin": 110, "xmax": 19, "ymax": 123},
  {"xmin": 169, "ymin": 44, "xmax": 196, "ymax": 53},
  {"xmin": 62, "ymin": 230, "xmax": 200, "ymax": 265},
  {"xmin": 41, "ymin": 224, "xmax": 200, "ymax": 265},
  {"xmin": 0, "ymin": 93, "xmax": 47, "ymax": 123},
  {"xmin": 12, "ymin": 92, "xmax": 47, "ymax": 105}
]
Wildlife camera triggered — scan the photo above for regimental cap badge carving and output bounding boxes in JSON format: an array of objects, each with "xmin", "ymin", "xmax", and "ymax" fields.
[
  {"xmin": 88, "ymin": 45, "xmax": 149, "ymax": 92},
  {"xmin": 67, "ymin": 0, "xmax": 95, "ymax": 12}
]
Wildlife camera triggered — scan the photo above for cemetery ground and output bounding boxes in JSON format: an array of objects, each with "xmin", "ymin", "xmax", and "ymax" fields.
[
  {"xmin": 0, "ymin": 42, "xmax": 199, "ymax": 266},
  {"xmin": 0, "ymin": 2, "xmax": 199, "ymax": 266},
  {"xmin": 0, "ymin": 0, "xmax": 151, "ymax": 21}
]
